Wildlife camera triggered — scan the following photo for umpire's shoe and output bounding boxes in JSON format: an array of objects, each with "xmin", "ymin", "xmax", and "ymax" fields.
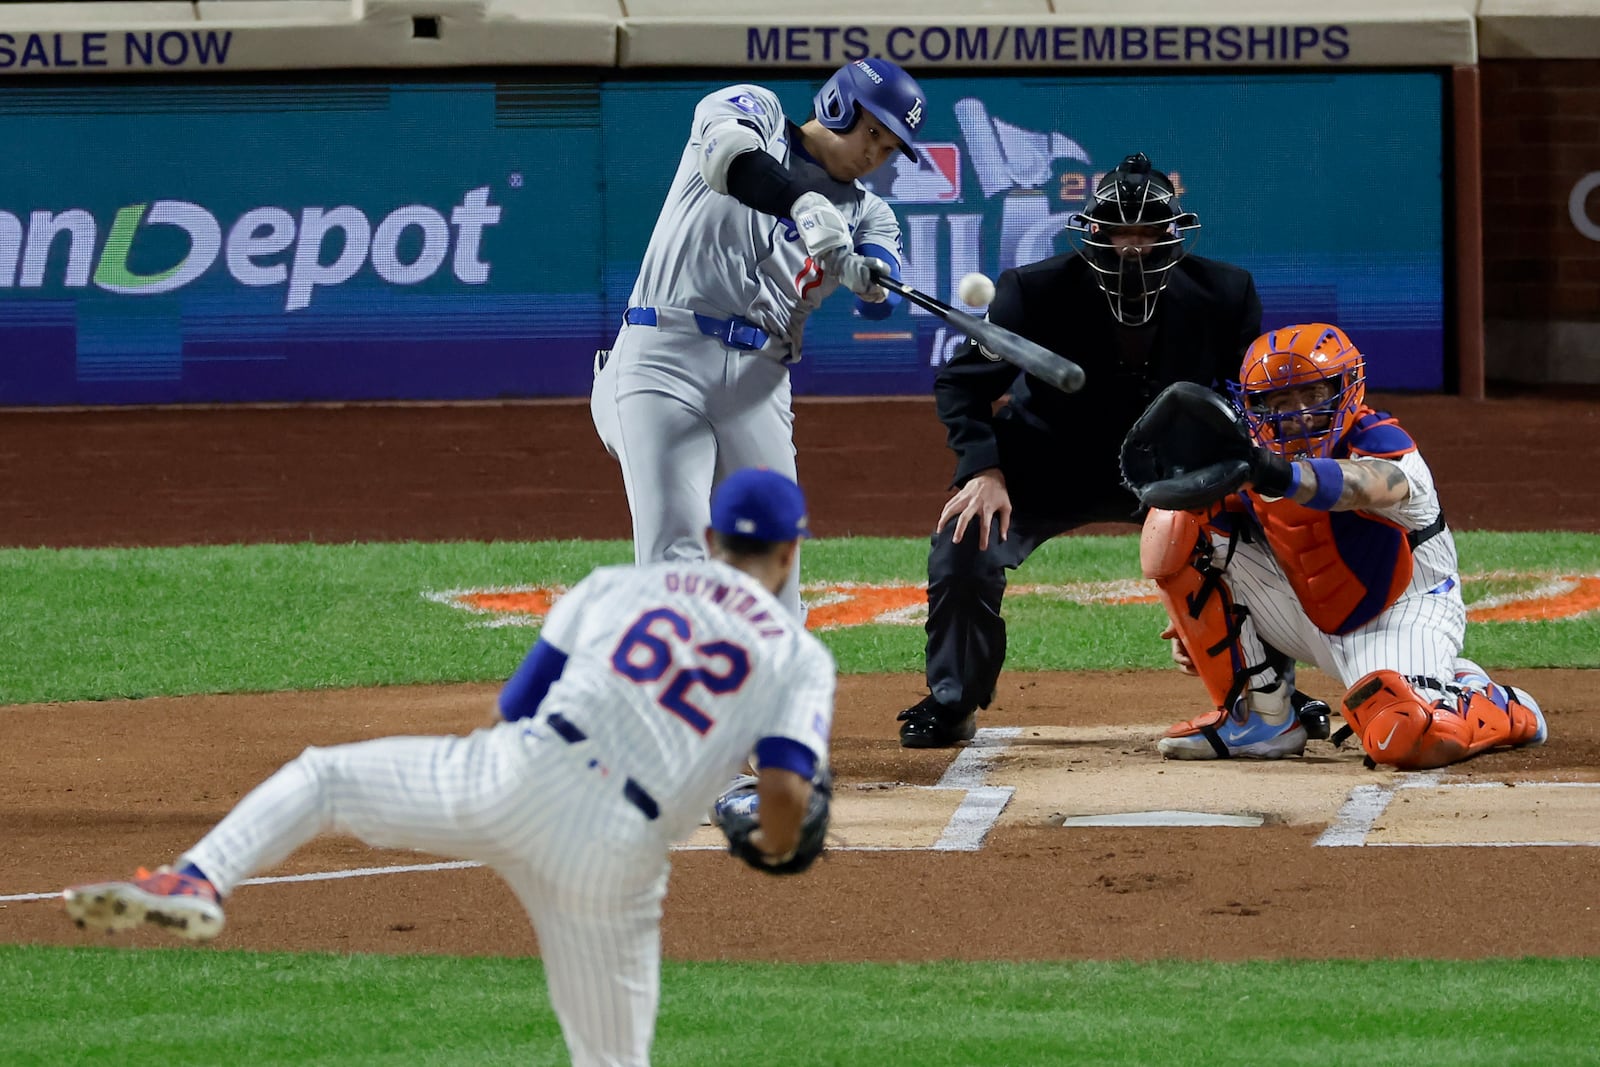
[
  {"xmin": 898, "ymin": 695, "xmax": 977, "ymax": 749},
  {"xmin": 1290, "ymin": 690, "xmax": 1332, "ymax": 741}
]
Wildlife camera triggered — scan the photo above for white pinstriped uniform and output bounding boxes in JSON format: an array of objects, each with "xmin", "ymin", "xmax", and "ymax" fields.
[
  {"xmin": 1217, "ymin": 450, "xmax": 1469, "ymax": 704},
  {"xmin": 181, "ymin": 558, "xmax": 836, "ymax": 1067},
  {"xmin": 590, "ymin": 84, "xmax": 903, "ymax": 620}
]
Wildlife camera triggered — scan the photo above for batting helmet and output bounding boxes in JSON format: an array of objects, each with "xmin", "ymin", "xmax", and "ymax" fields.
[
  {"xmin": 1230, "ymin": 323, "xmax": 1367, "ymax": 459},
  {"xmin": 813, "ymin": 59, "xmax": 926, "ymax": 160},
  {"xmin": 1067, "ymin": 153, "xmax": 1200, "ymax": 326}
]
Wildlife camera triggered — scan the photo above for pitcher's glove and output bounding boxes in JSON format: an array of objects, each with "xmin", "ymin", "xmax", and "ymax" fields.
[
  {"xmin": 1119, "ymin": 381, "xmax": 1294, "ymax": 511},
  {"xmin": 711, "ymin": 768, "xmax": 832, "ymax": 876}
]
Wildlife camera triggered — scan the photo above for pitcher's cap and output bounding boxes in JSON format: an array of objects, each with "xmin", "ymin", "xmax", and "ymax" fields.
[{"xmin": 711, "ymin": 468, "xmax": 812, "ymax": 542}]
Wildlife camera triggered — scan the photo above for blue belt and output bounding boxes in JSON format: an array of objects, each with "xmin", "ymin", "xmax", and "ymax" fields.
[
  {"xmin": 546, "ymin": 713, "xmax": 660, "ymax": 821},
  {"xmin": 624, "ymin": 306, "xmax": 769, "ymax": 351}
]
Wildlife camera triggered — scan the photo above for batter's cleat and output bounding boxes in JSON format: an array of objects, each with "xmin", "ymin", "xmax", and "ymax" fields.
[
  {"xmin": 897, "ymin": 695, "xmax": 977, "ymax": 749},
  {"xmin": 63, "ymin": 866, "xmax": 225, "ymax": 942},
  {"xmin": 1290, "ymin": 690, "xmax": 1332, "ymax": 741},
  {"xmin": 1158, "ymin": 704, "xmax": 1308, "ymax": 761}
]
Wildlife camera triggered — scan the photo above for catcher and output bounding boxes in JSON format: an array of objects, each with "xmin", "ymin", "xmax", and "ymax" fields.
[{"xmin": 1120, "ymin": 323, "xmax": 1547, "ymax": 768}]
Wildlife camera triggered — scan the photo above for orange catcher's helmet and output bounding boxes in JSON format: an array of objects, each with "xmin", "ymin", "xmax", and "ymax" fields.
[{"xmin": 1229, "ymin": 323, "xmax": 1366, "ymax": 458}]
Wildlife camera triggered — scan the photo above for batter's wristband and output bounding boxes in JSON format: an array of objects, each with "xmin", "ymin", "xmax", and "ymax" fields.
[{"xmin": 1303, "ymin": 459, "xmax": 1345, "ymax": 510}]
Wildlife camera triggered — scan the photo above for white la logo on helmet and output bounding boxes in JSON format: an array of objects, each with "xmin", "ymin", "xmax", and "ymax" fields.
[{"xmin": 905, "ymin": 98, "xmax": 924, "ymax": 129}]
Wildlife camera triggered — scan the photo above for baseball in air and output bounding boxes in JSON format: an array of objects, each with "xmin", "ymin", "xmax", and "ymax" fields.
[{"xmin": 958, "ymin": 272, "xmax": 996, "ymax": 307}]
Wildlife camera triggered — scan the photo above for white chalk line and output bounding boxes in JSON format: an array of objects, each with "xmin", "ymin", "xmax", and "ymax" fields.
[
  {"xmin": 930, "ymin": 727, "xmax": 1019, "ymax": 851},
  {"xmin": 19, "ymin": 738, "xmax": 1583, "ymax": 900},
  {"xmin": 2, "ymin": 859, "xmax": 487, "ymax": 904},
  {"xmin": 1315, "ymin": 775, "xmax": 1600, "ymax": 847},
  {"xmin": 1315, "ymin": 782, "xmax": 1404, "ymax": 847},
  {"xmin": 1360, "ymin": 840, "xmax": 1600, "ymax": 848},
  {"xmin": 1402, "ymin": 779, "xmax": 1600, "ymax": 790},
  {"xmin": 6, "ymin": 727, "xmax": 1026, "ymax": 903}
]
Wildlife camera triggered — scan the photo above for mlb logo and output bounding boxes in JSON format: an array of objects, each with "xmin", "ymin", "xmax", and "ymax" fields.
[{"xmin": 882, "ymin": 143, "xmax": 962, "ymax": 204}]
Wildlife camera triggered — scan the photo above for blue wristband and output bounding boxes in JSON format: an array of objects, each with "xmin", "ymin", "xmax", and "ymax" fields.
[
  {"xmin": 1284, "ymin": 462, "xmax": 1304, "ymax": 498},
  {"xmin": 1303, "ymin": 459, "xmax": 1344, "ymax": 511}
]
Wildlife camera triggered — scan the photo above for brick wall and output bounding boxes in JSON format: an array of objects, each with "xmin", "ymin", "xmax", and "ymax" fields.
[{"xmin": 1481, "ymin": 60, "xmax": 1600, "ymax": 321}]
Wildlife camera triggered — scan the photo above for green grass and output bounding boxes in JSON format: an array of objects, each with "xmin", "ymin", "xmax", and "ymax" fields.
[
  {"xmin": 2, "ymin": 946, "xmax": 1595, "ymax": 1066},
  {"xmin": 6, "ymin": 533, "xmax": 1600, "ymax": 1063},
  {"xmin": 4, "ymin": 533, "xmax": 1599, "ymax": 704}
]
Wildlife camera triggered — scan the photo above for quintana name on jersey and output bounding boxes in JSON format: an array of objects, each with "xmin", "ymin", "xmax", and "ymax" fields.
[{"xmin": 661, "ymin": 568, "xmax": 790, "ymax": 640}]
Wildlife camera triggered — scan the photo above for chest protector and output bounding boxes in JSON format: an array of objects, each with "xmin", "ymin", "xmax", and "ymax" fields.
[{"xmin": 1242, "ymin": 409, "xmax": 1419, "ymax": 635}]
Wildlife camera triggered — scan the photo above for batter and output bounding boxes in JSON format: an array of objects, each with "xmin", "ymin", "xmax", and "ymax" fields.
[{"xmin": 591, "ymin": 59, "xmax": 926, "ymax": 619}]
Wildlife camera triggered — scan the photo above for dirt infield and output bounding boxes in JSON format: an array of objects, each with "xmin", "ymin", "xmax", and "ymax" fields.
[{"xmin": 3, "ymin": 392, "xmax": 1599, "ymax": 962}]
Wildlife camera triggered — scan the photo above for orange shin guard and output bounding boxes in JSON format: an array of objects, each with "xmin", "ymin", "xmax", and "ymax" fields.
[
  {"xmin": 1341, "ymin": 670, "xmax": 1469, "ymax": 770},
  {"xmin": 1141, "ymin": 509, "xmax": 1244, "ymax": 727}
]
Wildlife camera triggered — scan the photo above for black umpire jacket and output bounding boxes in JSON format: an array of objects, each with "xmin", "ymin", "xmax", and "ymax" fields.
[{"xmin": 935, "ymin": 250, "xmax": 1261, "ymax": 515}]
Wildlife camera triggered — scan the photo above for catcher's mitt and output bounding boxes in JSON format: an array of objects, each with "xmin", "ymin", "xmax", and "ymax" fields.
[
  {"xmin": 711, "ymin": 768, "xmax": 831, "ymax": 876},
  {"xmin": 1120, "ymin": 381, "xmax": 1272, "ymax": 511}
]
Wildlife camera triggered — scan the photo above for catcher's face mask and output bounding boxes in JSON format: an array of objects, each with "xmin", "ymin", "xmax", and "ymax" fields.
[
  {"xmin": 1067, "ymin": 152, "xmax": 1199, "ymax": 326},
  {"xmin": 1231, "ymin": 323, "xmax": 1367, "ymax": 458}
]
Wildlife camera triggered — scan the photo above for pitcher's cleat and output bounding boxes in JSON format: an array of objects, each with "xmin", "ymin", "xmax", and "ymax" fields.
[{"xmin": 63, "ymin": 866, "xmax": 225, "ymax": 942}]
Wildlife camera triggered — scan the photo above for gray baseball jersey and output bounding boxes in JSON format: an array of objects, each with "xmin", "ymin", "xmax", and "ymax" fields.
[
  {"xmin": 629, "ymin": 83, "xmax": 902, "ymax": 353},
  {"xmin": 594, "ymin": 83, "xmax": 906, "ymax": 620}
]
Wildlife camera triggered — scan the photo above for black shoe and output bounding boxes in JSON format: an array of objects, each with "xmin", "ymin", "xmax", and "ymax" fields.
[
  {"xmin": 1290, "ymin": 690, "xmax": 1332, "ymax": 741},
  {"xmin": 897, "ymin": 695, "xmax": 977, "ymax": 749}
]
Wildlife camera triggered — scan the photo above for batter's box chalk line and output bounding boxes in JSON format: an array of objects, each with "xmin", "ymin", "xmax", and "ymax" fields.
[{"xmin": 1315, "ymin": 774, "xmax": 1600, "ymax": 847}]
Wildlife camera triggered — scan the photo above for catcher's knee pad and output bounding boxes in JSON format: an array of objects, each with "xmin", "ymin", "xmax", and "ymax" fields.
[
  {"xmin": 1141, "ymin": 508, "xmax": 1246, "ymax": 715},
  {"xmin": 1452, "ymin": 685, "xmax": 1544, "ymax": 754},
  {"xmin": 1342, "ymin": 670, "xmax": 1469, "ymax": 770},
  {"xmin": 1140, "ymin": 507, "xmax": 1204, "ymax": 582}
]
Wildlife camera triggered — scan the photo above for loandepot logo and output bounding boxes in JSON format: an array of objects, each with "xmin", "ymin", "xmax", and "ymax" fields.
[{"xmin": 0, "ymin": 186, "xmax": 501, "ymax": 311}]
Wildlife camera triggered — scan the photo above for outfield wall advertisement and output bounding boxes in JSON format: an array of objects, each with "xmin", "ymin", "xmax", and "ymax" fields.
[{"xmin": 0, "ymin": 72, "xmax": 1444, "ymax": 405}]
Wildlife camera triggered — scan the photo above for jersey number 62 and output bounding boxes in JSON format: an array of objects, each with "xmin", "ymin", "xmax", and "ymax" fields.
[{"xmin": 610, "ymin": 608, "xmax": 751, "ymax": 735}]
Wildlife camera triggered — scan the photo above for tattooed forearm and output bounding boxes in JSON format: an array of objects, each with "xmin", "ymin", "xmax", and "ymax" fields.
[
  {"xmin": 1292, "ymin": 459, "xmax": 1410, "ymax": 510},
  {"xmin": 1336, "ymin": 460, "xmax": 1409, "ymax": 508}
]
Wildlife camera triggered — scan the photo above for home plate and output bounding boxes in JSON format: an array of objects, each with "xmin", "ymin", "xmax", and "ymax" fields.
[
  {"xmin": 1061, "ymin": 810, "xmax": 1267, "ymax": 828},
  {"xmin": 990, "ymin": 725, "xmax": 1364, "ymax": 827}
]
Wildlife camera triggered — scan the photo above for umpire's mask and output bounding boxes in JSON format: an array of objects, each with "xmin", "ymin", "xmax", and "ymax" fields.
[{"xmin": 1067, "ymin": 153, "xmax": 1199, "ymax": 326}]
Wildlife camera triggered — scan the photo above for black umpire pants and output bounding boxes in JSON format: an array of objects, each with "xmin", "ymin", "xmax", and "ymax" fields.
[{"xmin": 923, "ymin": 486, "xmax": 1141, "ymax": 713}]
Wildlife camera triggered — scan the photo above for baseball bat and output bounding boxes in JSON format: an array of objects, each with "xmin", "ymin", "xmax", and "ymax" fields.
[{"xmin": 872, "ymin": 273, "xmax": 1086, "ymax": 394}]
